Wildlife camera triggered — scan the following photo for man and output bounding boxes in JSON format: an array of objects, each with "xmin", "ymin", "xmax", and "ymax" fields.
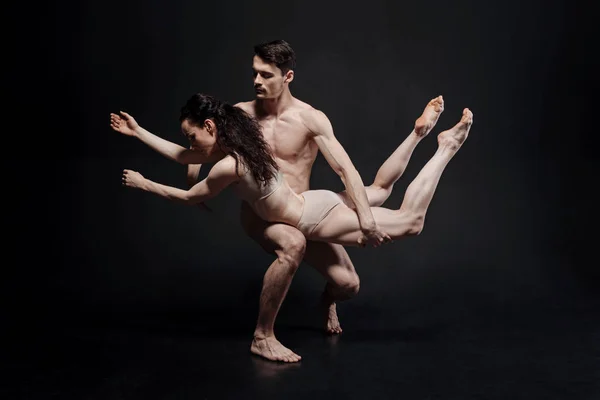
[{"xmin": 187, "ymin": 40, "xmax": 444, "ymax": 362}]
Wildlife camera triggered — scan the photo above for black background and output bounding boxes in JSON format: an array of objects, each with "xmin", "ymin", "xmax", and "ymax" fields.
[{"xmin": 5, "ymin": 0, "xmax": 597, "ymax": 398}]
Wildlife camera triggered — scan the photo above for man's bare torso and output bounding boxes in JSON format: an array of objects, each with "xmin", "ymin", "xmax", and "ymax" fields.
[{"xmin": 236, "ymin": 98, "xmax": 318, "ymax": 194}]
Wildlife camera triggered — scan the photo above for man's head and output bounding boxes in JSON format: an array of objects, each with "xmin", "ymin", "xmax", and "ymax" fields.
[{"xmin": 252, "ymin": 40, "xmax": 296, "ymax": 99}]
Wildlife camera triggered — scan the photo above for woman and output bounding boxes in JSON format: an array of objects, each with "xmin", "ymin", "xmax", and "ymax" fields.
[{"xmin": 110, "ymin": 93, "xmax": 473, "ymax": 247}]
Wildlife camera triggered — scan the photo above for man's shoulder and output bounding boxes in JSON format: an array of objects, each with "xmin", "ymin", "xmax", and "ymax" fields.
[
  {"xmin": 288, "ymin": 99, "xmax": 325, "ymax": 122},
  {"xmin": 291, "ymin": 98, "xmax": 321, "ymax": 115},
  {"xmin": 233, "ymin": 100, "xmax": 255, "ymax": 114},
  {"xmin": 292, "ymin": 102, "xmax": 330, "ymax": 134}
]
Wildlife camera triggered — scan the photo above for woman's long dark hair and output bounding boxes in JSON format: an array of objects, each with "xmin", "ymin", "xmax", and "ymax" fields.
[{"xmin": 180, "ymin": 93, "xmax": 278, "ymax": 186}]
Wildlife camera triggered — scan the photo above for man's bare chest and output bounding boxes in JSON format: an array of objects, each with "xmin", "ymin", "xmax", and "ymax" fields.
[{"xmin": 259, "ymin": 118, "xmax": 315, "ymax": 160}]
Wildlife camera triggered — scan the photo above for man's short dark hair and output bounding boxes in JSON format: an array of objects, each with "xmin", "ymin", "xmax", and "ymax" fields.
[{"xmin": 254, "ymin": 40, "xmax": 296, "ymax": 75}]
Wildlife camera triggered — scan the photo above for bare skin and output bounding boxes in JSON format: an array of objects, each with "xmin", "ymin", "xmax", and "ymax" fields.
[
  {"xmin": 308, "ymin": 109, "xmax": 473, "ymax": 245},
  {"xmin": 236, "ymin": 93, "xmax": 446, "ymax": 346},
  {"xmin": 116, "ymin": 107, "xmax": 473, "ymax": 245},
  {"xmin": 111, "ymin": 90, "xmax": 447, "ymax": 362},
  {"xmin": 415, "ymin": 95, "xmax": 445, "ymax": 136},
  {"xmin": 250, "ymin": 335, "xmax": 300, "ymax": 363},
  {"xmin": 321, "ymin": 294, "xmax": 342, "ymax": 334},
  {"xmin": 218, "ymin": 53, "xmax": 392, "ymax": 361},
  {"xmin": 316, "ymin": 95, "xmax": 444, "ymax": 334},
  {"xmin": 234, "ymin": 89, "xmax": 383, "ymax": 362}
]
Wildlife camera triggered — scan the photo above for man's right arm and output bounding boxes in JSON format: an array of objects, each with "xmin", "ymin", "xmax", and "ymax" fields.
[{"xmin": 300, "ymin": 108, "xmax": 390, "ymax": 247}]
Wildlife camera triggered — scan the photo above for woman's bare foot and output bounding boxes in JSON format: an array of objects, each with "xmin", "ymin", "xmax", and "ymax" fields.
[
  {"xmin": 437, "ymin": 108, "xmax": 473, "ymax": 151},
  {"xmin": 250, "ymin": 335, "xmax": 302, "ymax": 363},
  {"xmin": 414, "ymin": 95, "xmax": 445, "ymax": 137}
]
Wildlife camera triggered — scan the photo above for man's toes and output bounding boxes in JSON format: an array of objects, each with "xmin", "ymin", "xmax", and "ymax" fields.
[{"xmin": 284, "ymin": 350, "xmax": 296, "ymax": 362}]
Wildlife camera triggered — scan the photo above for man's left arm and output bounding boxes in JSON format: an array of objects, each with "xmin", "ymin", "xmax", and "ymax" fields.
[{"xmin": 301, "ymin": 109, "xmax": 389, "ymax": 246}]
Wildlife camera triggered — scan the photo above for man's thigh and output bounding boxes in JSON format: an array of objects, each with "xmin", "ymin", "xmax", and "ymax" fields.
[
  {"xmin": 303, "ymin": 241, "xmax": 358, "ymax": 287},
  {"xmin": 240, "ymin": 201, "xmax": 306, "ymax": 255}
]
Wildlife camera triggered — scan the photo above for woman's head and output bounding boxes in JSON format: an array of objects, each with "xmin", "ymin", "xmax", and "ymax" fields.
[
  {"xmin": 179, "ymin": 93, "xmax": 278, "ymax": 185},
  {"xmin": 179, "ymin": 94, "xmax": 224, "ymax": 158}
]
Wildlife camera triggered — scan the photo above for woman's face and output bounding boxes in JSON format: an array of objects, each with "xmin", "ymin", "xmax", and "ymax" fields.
[{"xmin": 181, "ymin": 118, "xmax": 218, "ymax": 157}]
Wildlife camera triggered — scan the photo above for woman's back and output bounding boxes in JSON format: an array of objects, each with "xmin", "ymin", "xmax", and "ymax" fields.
[{"xmin": 231, "ymin": 158, "xmax": 304, "ymax": 227}]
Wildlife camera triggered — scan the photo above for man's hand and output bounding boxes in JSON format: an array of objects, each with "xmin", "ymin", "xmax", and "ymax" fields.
[
  {"xmin": 110, "ymin": 111, "xmax": 140, "ymax": 137},
  {"xmin": 357, "ymin": 224, "xmax": 392, "ymax": 248}
]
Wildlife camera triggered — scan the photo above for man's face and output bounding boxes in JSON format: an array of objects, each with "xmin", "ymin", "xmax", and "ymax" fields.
[{"xmin": 252, "ymin": 55, "xmax": 287, "ymax": 99}]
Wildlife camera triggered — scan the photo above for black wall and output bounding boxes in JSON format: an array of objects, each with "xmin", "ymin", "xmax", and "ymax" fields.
[{"xmin": 6, "ymin": 0, "xmax": 596, "ymax": 334}]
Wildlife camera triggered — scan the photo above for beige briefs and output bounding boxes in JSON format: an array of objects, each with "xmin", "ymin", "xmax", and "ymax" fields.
[{"xmin": 297, "ymin": 190, "xmax": 343, "ymax": 237}]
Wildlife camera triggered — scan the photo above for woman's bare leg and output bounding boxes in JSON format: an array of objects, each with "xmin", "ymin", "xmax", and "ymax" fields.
[
  {"xmin": 337, "ymin": 96, "xmax": 445, "ymax": 208},
  {"xmin": 311, "ymin": 109, "xmax": 474, "ymax": 246}
]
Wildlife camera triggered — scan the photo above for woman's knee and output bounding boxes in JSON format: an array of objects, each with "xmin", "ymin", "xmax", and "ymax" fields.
[
  {"xmin": 367, "ymin": 185, "xmax": 393, "ymax": 207},
  {"xmin": 407, "ymin": 213, "xmax": 425, "ymax": 236}
]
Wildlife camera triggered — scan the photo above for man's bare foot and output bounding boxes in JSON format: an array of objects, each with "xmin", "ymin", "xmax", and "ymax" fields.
[
  {"xmin": 250, "ymin": 336, "xmax": 302, "ymax": 363},
  {"xmin": 414, "ymin": 95, "xmax": 445, "ymax": 137},
  {"xmin": 437, "ymin": 108, "xmax": 473, "ymax": 151},
  {"xmin": 320, "ymin": 296, "xmax": 342, "ymax": 334},
  {"xmin": 326, "ymin": 303, "xmax": 342, "ymax": 334}
]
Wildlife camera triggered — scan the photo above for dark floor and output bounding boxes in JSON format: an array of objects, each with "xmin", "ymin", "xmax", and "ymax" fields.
[{"xmin": 4, "ymin": 299, "xmax": 599, "ymax": 400}]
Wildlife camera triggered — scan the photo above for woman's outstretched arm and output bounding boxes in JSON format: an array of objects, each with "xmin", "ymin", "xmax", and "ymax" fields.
[
  {"xmin": 122, "ymin": 157, "xmax": 239, "ymax": 205},
  {"xmin": 110, "ymin": 111, "xmax": 209, "ymax": 165}
]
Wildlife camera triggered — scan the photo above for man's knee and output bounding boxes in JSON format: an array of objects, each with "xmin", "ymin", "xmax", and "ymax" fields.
[
  {"xmin": 333, "ymin": 273, "xmax": 360, "ymax": 300},
  {"xmin": 344, "ymin": 274, "xmax": 360, "ymax": 297},
  {"xmin": 275, "ymin": 230, "xmax": 307, "ymax": 270}
]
